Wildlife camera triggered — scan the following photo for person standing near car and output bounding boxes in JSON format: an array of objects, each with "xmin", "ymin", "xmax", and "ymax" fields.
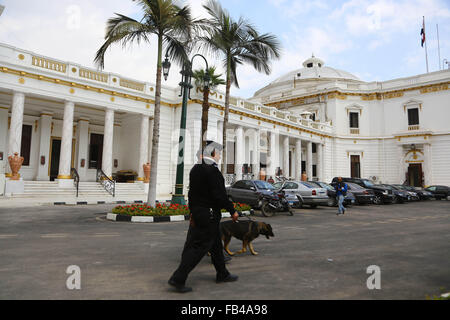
[
  {"xmin": 335, "ymin": 177, "xmax": 348, "ymax": 215},
  {"xmin": 168, "ymin": 141, "xmax": 239, "ymax": 293}
]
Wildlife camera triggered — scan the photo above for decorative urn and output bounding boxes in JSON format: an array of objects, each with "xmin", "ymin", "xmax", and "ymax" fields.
[
  {"xmin": 8, "ymin": 152, "xmax": 24, "ymax": 181},
  {"xmin": 143, "ymin": 163, "xmax": 151, "ymax": 183}
]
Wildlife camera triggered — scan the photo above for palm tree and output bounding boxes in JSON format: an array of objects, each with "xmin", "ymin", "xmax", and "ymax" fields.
[
  {"xmin": 192, "ymin": 66, "xmax": 225, "ymax": 153},
  {"xmin": 198, "ymin": 0, "xmax": 281, "ymax": 173},
  {"xmin": 94, "ymin": 0, "xmax": 193, "ymax": 206}
]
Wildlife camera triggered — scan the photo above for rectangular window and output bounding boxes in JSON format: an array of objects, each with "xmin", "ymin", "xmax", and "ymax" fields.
[
  {"xmin": 89, "ymin": 133, "xmax": 103, "ymax": 169},
  {"xmin": 408, "ymin": 108, "xmax": 419, "ymax": 125},
  {"xmin": 312, "ymin": 143, "xmax": 317, "ymax": 153},
  {"xmin": 349, "ymin": 112, "xmax": 359, "ymax": 128},
  {"xmin": 20, "ymin": 125, "xmax": 32, "ymax": 166},
  {"xmin": 312, "ymin": 164, "xmax": 317, "ymax": 177}
]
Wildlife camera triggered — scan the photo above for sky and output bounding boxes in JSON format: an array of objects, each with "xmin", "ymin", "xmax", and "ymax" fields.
[{"xmin": 0, "ymin": 0, "xmax": 449, "ymax": 99}]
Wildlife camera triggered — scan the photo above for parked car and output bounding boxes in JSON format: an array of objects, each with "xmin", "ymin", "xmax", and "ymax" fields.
[
  {"xmin": 378, "ymin": 184, "xmax": 409, "ymax": 203},
  {"xmin": 226, "ymin": 180, "xmax": 279, "ymax": 209},
  {"xmin": 392, "ymin": 185, "xmax": 420, "ymax": 201},
  {"xmin": 413, "ymin": 187, "xmax": 434, "ymax": 200},
  {"xmin": 309, "ymin": 181, "xmax": 356, "ymax": 207},
  {"xmin": 273, "ymin": 181, "xmax": 329, "ymax": 208},
  {"xmin": 345, "ymin": 182, "xmax": 375, "ymax": 205},
  {"xmin": 331, "ymin": 177, "xmax": 395, "ymax": 205},
  {"xmin": 424, "ymin": 185, "xmax": 450, "ymax": 200}
]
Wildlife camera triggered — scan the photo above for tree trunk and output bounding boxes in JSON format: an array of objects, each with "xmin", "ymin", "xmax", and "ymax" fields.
[
  {"xmin": 147, "ymin": 35, "xmax": 163, "ymax": 207},
  {"xmin": 221, "ymin": 56, "xmax": 231, "ymax": 174},
  {"xmin": 200, "ymin": 87, "xmax": 210, "ymax": 153}
]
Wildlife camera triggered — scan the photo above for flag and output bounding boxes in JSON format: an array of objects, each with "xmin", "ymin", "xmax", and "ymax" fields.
[{"xmin": 420, "ymin": 18, "xmax": 426, "ymax": 47}]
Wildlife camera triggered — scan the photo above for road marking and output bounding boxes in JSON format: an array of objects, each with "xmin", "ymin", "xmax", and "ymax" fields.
[
  {"xmin": 0, "ymin": 234, "xmax": 18, "ymax": 239},
  {"xmin": 144, "ymin": 232, "xmax": 166, "ymax": 235},
  {"xmin": 92, "ymin": 233, "xmax": 120, "ymax": 237},
  {"xmin": 40, "ymin": 234, "xmax": 69, "ymax": 238}
]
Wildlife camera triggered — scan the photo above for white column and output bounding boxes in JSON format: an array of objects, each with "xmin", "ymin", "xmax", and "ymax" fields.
[
  {"xmin": 306, "ymin": 141, "xmax": 313, "ymax": 181},
  {"xmin": 8, "ymin": 92, "xmax": 25, "ymax": 159},
  {"xmin": 268, "ymin": 131, "xmax": 279, "ymax": 179},
  {"xmin": 138, "ymin": 114, "xmax": 149, "ymax": 181},
  {"xmin": 102, "ymin": 108, "xmax": 114, "ymax": 178},
  {"xmin": 216, "ymin": 120, "xmax": 223, "ymax": 167},
  {"xmin": 57, "ymin": 100, "xmax": 74, "ymax": 186},
  {"xmin": 283, "ymin": 135, "xmax": 289, "ymax": 178},
  {"xmin": 76, "ymin": 118, "xmax": 89, "ymax": 181},
  {"xmin": 424, "ymin": 143, "xmax": 432, "ymax": 186},
  {"xmin": 253, "ymin": 128, "xmax": 260, "ymax": 179},
  {"xmin": 235, "ymin": 125, "xmax": 244, "ymax": 180},
  {"xmin": 317, "ymin": 143, "xmax": 324, "ymax": 181},
  {"xmin": 295, "ymin": 139, "xmax": 302, "ymax": 181},
  {"xmin": 36, "ymin": 112, "xmax": 53, "ymax": 181}
]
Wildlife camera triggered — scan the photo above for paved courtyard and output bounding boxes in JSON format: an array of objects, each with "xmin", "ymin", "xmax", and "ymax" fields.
[{"xmin": 0, "ymin": 200, "xmax": 449, "ymax": 300}]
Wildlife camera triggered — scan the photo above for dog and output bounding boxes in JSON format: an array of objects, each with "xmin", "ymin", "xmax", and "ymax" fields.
[{"xmin": 220, "ymin": 219, "xmax": 274, "ymax": 256}]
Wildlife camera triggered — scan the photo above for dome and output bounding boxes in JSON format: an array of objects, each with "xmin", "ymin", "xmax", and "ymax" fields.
[{"xmin": 270, "ymin": 55, "xmax": 361, "ymax": 84}]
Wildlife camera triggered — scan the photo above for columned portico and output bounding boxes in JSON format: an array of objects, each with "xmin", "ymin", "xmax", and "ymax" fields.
[{"xmin": 57, "ymin": 100, "xmax": 74, "ymax": 187}]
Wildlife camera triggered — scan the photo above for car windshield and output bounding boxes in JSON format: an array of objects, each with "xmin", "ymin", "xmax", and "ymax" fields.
[
  {"xmin": 362, "ymin": 179, "xmax": 374, "ymax": 187},
  {"xmin": 319, "ymin": 183, "xmax": 334, "ymax": 191},
  {"xmin": 380, "ymin": 185, "xmax": 393, "ymax": 190},
  {"xmin": 255, "ymin": 181, "xmax": 275, "ymax": 190},
  {"xmin": 348, "ymin": 183, "xmax": 363, "ymax": 190}
]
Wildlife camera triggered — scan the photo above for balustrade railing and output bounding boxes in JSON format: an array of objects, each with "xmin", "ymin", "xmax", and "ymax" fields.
[{"xmin": 96, "ymin": 169, "xmax": 116, "ymax": 197}]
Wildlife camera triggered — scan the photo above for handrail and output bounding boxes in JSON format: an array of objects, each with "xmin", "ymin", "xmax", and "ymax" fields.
[
  {"xmin": 71, "ymin": 168, "xmax": 80, "ymax": 197},
  {"xmin": 96, "ymin": 168, "xmax": 116, "ymax": 197}
]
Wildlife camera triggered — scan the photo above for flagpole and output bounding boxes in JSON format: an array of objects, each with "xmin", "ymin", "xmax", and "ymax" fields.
[
  {"xmin": 437, "ymin": 24, "xmax": 441, "ymax": 70},
  {"xmin": 424, "ymin": 16, "xmax": 429, "ymax": 73}
]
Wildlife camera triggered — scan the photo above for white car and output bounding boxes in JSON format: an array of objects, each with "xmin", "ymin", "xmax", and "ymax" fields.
[{"xmin": 273, "ymin": 181, "xmax": 329, "ymax": 208}]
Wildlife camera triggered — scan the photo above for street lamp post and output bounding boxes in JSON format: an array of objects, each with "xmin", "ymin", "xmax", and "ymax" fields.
[{"xmin": 166, "ymin": 54, "xmax": 210, "ymax": 205}]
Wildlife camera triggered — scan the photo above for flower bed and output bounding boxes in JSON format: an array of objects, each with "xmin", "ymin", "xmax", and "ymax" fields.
[{"xmin": 112, "ymin": 202, "xmax": 251, "ymax": 217}]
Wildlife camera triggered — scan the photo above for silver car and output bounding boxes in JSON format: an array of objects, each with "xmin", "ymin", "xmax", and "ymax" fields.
[{"xmin": 273, "ymin": 181, "xmax": 329, "ymax": 208}]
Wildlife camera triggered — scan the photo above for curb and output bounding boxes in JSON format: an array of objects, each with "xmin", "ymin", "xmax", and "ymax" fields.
[
  {"xmin": 52, "ymin": 200, "xmax": 172, "ymax": 206},
  {"xmin": 106, "ymin": 211, "xmax": 252, "ymax": 223}
]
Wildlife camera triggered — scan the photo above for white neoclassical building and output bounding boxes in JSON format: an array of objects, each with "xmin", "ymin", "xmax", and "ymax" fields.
[{"xmin": 0, "ymin": 43, "xmax": 449, "ymax": 203}]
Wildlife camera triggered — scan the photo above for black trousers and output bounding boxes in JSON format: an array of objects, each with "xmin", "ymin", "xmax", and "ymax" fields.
[{"xmin": 170, "ymin": 209, "xmax": 229, "ymax": 285}]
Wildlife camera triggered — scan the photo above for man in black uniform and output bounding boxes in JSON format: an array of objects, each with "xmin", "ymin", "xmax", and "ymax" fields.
[{"xmin": 168, "ymin": 141, "xmax": 239, "ymax": 293}]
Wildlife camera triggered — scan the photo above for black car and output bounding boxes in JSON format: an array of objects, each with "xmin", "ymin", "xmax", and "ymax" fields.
[
  {"xmin": 412, "ymin": 187, "xmax": 434, "ymax": 200},
  {"xmin": 392, "ymin": 185, "xmax": 420, "ymax": 201},
  {"xmin": 331, "ymin": 177, "xmax": 395, "ymax": 205},
  {"xmin": 226, "ymin": 180, "xmax": 279, "ymax": 208},
  {"xmin": 345, "ymin": 182, "xmax": 375, "ymax": 204},
  {"xmin": 378, "ymin": 184, "xmax": 409, "ymax": 203},
  {"xmin": 309, "ymin": 181, "xmax": 356, "ymax": 207},
  {"xmin": 424, "ymin": 185, "xmax": 450, "ymax": 200}
]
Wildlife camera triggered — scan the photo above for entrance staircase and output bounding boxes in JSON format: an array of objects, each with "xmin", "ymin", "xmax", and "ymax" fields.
[{"xmin": 3, "ymin": 181, "xmax": 148, "ymax": 205}]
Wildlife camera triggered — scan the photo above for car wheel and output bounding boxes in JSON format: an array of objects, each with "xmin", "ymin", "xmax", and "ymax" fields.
[
  {"xmin": 297, "ymin": 197, "xmax": 304, "ymax": 209},
  {"xmin": 261, "ymin": 201, "xmax": 275, "ymax": 217},
  {"xmin": 392, "ymin": 196, "xmax": 398, "ymax": 204},
  {"xmin": 373, "ymin": 195, "xmax": 382, "ymax": 205}
]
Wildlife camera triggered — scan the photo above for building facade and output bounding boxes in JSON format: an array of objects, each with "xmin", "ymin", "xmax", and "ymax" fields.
[{"xmin": 0, "ymin": 43, "xmax": 449, "ymax": 200}]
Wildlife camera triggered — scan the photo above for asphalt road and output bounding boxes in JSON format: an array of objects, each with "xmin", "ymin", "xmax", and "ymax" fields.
[{"xmin": 0, "ymin": 200, "xmax": 449, "ymax": 300}]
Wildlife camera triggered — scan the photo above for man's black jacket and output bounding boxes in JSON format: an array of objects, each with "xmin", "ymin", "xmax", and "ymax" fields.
[{"xmin": 188, "ymin": 158, "xmax": 235, "ymax": 216}]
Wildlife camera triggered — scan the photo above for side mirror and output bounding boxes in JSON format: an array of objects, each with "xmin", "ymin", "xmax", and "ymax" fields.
[{"xmin": 250, "ymin": 186, "xmax": 256, "ymax": 191}]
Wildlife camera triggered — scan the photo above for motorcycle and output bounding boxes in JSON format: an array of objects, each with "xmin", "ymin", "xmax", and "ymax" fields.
[{"xmin": 260, "ymin": 188, "xmax": 293, "ymax": 217}]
